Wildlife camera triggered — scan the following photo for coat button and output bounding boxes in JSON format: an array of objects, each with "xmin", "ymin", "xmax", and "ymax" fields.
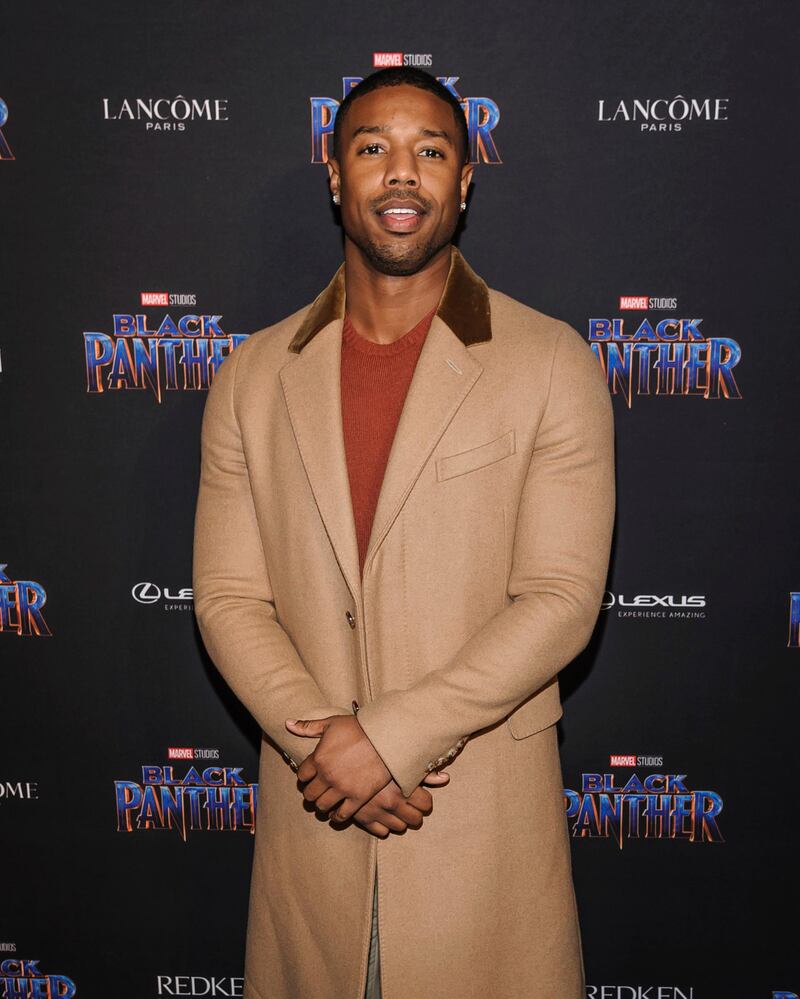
[{"xmin": 345, "ymin": 610, "xmax": 356, "ymax": 628}]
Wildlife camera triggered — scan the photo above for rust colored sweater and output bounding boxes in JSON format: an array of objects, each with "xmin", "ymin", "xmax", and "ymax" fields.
[{"xmin": 341, "ymin": 306, "xmax": 437, "ymax": 577}]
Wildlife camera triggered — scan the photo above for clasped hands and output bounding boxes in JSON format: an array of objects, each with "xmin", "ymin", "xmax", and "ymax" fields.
[{"xmin": 285, "ymin": 714, "xmax": 449, "ymax": 838}]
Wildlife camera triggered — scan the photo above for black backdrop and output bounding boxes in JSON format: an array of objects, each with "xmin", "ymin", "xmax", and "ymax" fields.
[{"xmin": 3, "ymin": 2, "xmax": 799, "ymax": 997}]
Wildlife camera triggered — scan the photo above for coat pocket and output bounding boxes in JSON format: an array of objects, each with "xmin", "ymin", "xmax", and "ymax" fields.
[
  {"xmin": 436, "ymin": 428, "xmax": 516, "ymax": 482},
  {"xmin": 506, "ymin": 676, "xmax": 563, "ymax": 739}
]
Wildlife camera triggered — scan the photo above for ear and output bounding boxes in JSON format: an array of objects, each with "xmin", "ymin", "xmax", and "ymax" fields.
[
  {"xmin": 327, "ymin": 156, "xmax": 341, "ymax": 201},
  {"xmin": 459, "ymin": 162, "xmax": 474, "ymax": 205}
]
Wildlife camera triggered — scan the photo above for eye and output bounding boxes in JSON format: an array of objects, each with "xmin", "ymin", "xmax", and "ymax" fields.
[
  {"xmin": 358, "ymin": 143, "xmax": 385, "ymax": 155},
  {"xmin": 420, "ymin": 148, "xmax": 445, "ymax": 158}
]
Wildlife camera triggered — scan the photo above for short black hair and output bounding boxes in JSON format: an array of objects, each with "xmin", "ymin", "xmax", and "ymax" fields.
[{"xmin": 331, "ymin": 66, "xmax": 470, "ymax": 166}]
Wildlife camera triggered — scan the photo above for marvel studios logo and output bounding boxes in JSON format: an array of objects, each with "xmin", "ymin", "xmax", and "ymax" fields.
[
  {"xmin": 610, "ymin": 754, "xmax": 665, "ymax": 767},
  {"xmin": 140, "ymin": 292, "xmax": 198, "ymax": 307},
  {"xmin": 619, "ymin": 296, "xmax": 678, "ymax": 310},
  {"xmin": 167, "ymin": 747, "xmax": 220, "ymax": 760},
  {"xmin": 373, "ymin": 52, "xmax": 433, "ymax": 68}
]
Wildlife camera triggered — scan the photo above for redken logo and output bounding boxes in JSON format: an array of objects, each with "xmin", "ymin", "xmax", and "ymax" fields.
[{"xmin": 586, "ymin": 988, "xmax": 694, "ymax": 999}]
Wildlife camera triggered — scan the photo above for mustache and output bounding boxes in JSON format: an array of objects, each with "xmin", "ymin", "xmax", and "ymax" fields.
[{"xmin": 371, "ymin": 192, "xmax": 431, "ymax": 213}]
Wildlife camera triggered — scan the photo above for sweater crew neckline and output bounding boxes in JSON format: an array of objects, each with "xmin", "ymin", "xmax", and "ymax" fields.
[{"xmin": 342, "ymin": 306, "xmax": 437, "ymax": 356}]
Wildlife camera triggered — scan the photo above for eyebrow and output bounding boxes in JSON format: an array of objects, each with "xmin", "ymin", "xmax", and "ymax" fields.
[{"xmin": 349, "ymin": 124, "xmax": 454, "ymax": 147}]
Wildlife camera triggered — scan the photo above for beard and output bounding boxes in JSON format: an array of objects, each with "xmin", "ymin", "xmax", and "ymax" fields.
[
  {"xmin": 337, "ymin": 171, "xmax": 462, "ymax": 275},
  {"xmin": 344, "ymin": 225, "xmax": 455, "ymax": 276},
  {"xmin": 340, "ymin": 180, "xmax": 461, "ymax": 276}
]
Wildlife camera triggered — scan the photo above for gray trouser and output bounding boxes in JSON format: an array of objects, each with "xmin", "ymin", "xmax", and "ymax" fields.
[{"xmin": 364, "ymin": 873, "xmax": 382, "ymax": 998}]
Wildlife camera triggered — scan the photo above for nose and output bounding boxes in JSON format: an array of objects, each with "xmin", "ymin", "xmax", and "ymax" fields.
[{"xmin": 383, "ymin": 147, "xmax": 420, "ymax": 188}]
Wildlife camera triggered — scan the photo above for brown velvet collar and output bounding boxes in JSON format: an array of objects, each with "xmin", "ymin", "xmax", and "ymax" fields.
[{"xmin": 287, "ymin": 244, "xmax": 492, "ymax": 353}]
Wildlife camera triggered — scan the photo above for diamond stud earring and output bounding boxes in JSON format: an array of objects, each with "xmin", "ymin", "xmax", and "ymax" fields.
[
  {"xmin": 332, "ymin": 193, "xmax": 340, "ymax": 205},
  {"xmin": 460, "ymin": 201, "xmax": 467, "ymax": 211}
]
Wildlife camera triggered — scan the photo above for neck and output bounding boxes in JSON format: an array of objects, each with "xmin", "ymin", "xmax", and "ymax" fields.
[{"xmin": 342, "ymin": 239, "xmax": 451, "ymax": 345}]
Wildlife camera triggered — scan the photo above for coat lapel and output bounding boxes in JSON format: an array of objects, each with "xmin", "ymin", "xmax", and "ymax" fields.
[
  {"xmin": 278, "ymin": 317, "xmax": 361, "ymax": 602},
  {"xmin": 279, "ymin": 246, "xmax": 491, "ymax": 602},
  {"xmin": 363, "ymin": 315, "xmax": 484, "ymax": 576}
]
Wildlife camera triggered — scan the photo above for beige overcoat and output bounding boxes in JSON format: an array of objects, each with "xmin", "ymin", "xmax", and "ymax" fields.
[{"xmin": 192, "ymin": 245, "xmax": 615, "ymax": 999}]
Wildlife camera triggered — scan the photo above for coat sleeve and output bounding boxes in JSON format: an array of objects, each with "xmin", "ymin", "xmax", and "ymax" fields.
[
  {"xmin": 192, "ymin": 342, "xmax": 351, "ymax": 771},
  {"xmin": 354, "ymin": 323, "xmax": 616, "ymax": 797}
]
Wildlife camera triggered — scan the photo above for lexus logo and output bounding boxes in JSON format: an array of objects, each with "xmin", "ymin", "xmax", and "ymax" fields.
[
  {"xmin": 131, "ymin": 582, "xmax": 193, "ymax": 605},
  {"xmin": 602, "ymin": 592, "xmax": 706, "ymax": 609}
]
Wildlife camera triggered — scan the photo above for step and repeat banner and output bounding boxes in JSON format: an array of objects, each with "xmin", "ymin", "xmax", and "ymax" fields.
[{"xmin": 3, "ymin": 2, "xmax": 798, "ymax": 997}]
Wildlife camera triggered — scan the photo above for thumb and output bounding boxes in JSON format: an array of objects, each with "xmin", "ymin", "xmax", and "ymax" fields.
[
  {"xmin": 422, "ymin": 770, "xmax": 450, "ymax": 787},
  {"xmin": 285, "ymin": 718, "xmax": 328, "ymax": 737}
]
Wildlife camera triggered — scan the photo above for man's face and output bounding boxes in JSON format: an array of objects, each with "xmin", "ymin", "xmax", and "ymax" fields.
[{"xmin": 327, "ymin": 84, "xmax": 473, "ymax": 276}]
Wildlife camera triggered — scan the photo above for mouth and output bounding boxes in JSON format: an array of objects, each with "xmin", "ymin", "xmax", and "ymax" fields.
[{"xmin": 375, "ymin": 202, "xmax": 427, "ymax": 234}]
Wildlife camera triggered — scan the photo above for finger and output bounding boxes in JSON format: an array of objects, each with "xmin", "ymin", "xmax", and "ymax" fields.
[
  {"xmin": 363, "ymin": 821, "xmax": 390, "ymax": 838},
  {"xmin": 406, "ymin": 787, "xmax": 433, "ymax": 813},
  {"xmin": 295, "ymin": 757, "xmax": 318, "ymax": 783},
  {"xmin": 331, "ymin": 798, "xmax": 360, "ymax": 823},
  {"xmin": 394, "ymin": 803, "xmax": 425, "ymax": 829},
  {"xmin": 315, "ymin": 788, "xmax": 345, "ymax": 814},
  {"xmin": 371, "ymin": 810, "xmax": 407, "ymax": 834},
  {"xmin": 285, "ymin": 718, "xmax": 326, "ymax": 738},
  {"xmin": 422, "ymin": 770, "xmax": 450, "ymax": 786},
  {"xmin": 301, "ymin": 775, "xmax": 330, "ymax": 803}
]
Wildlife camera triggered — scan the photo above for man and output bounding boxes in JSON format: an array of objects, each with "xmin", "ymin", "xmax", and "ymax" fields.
[{"xmin": 193, "ymin": 66, "xmax": 615, "ymax": 999}]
